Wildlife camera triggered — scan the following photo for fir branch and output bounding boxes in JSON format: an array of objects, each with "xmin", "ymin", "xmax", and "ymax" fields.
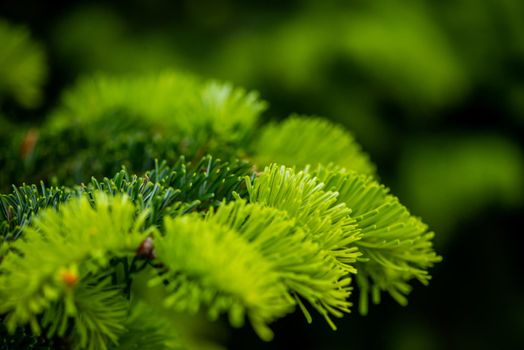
[
  {"xmin": 245, "ymin": 164, "xmax": 362, "ymax": 274},
  {"xmin": 311, "ymin": 166, "xmax": 442, "ymax": 314},
  {"xmin": 252, "ymin": 116, "xmax": 375, "ymax": 175},
  {"xmin": 0, "ymin": 119, "xmax": 235, "ymax": 190},
  {"xmin": 0, "ymin": 162, "xmax": 441, "ymax": 348},
  {"xmin": 0, "ymin": 155, "xmax": 253, "ymax": 243},
  {"xmin": 208, "ymin": 200, "xmax": 352, "ymax": 329},
  {"xmin": 0, "ymin": 193, "xmax": 151, "ymax": 334},
  {"xmin": 42, "ymin": 276, "xmax": 129, "ymax": 350},
  {"xmin": 51, "ymin": 72, "xmax": 266, "ymax": 144},
  {"xmin": 151, "ymin": 214, "xmax": 294, "ymax": 341},
  {"xmin": 1, "ymin": 71, "xmax": 265, "ymax": 189},
  {"xmin": 0, "ymin": 183, "xmax": 73, "ymax": 242},
  {"xmin": 0, "ymin": 65, "xmax": 442, "ymax": 349}
]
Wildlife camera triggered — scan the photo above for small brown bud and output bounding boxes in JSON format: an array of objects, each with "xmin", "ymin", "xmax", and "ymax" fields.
[{"xmin": 136, "ymin": 236, "xmax": 156, "ymax": 259}]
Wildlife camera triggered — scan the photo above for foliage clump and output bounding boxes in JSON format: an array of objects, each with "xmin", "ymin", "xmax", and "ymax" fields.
[{"xmin": 0, "ymin": 36, "xmax": 440, "ymax": 348}]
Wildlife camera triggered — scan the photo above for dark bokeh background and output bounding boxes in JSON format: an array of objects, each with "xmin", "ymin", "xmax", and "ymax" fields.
[{"xmin": 1, "ymin": 1, "xmax": 523, "ymax": 349}]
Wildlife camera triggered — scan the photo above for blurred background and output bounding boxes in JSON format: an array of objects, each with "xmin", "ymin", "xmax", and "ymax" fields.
[{"xmin": 1, "ymin": 0, "xmax": 523, "ymax": 349}]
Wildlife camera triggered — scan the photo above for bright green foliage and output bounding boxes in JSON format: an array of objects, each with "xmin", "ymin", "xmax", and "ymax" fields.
[
  {"xmin": 312, "ymin": 166, "xmax": 442, "ymax": 315},
  {"xmin": 253, "ymin": 116, "xmax": 375, "ymax": 175},
  {"xmin": 51, "ymin": 72, "xmax": 266, "ymax": 143},
  {"xmin": 0, "ymin": 20, "xmax": 47, "ymax": 108},
  {"xmin": 208, "ymin": 200, "xmax": 352, "ymax": 329},
  {"xmin": 0, "ymin": 194, "xmax": 151, "ymax": 337},
  {"xmin": 153, "ymin": 214, "xmax": 293, "ymax": 341},
  {"xmin": 246, "ymin": 164, "xmax": 362, "ymax": 273},
  {"xmin": 0, "ymin": 159, "xmax": 441, "ymax": 348},
  {"xmin": 42, "ymin": 277, "xmax": 129, "ymax": 350}
]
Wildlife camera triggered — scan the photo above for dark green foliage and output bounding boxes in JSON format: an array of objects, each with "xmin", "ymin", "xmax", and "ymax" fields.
[
  {"xmin": 0, "ymin": 155, "xmax": 253, "ymax": 243},
  {"xmin": 0, "ymin": 114, "xmax": 246, "ymax": 191},
  {"xmin": 0, "ymin": 323, "xmax": 56, "ymax": 350},
  {"xmin": 0, "ymin": 71, "xmax": 265, "ymax": 191}
]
